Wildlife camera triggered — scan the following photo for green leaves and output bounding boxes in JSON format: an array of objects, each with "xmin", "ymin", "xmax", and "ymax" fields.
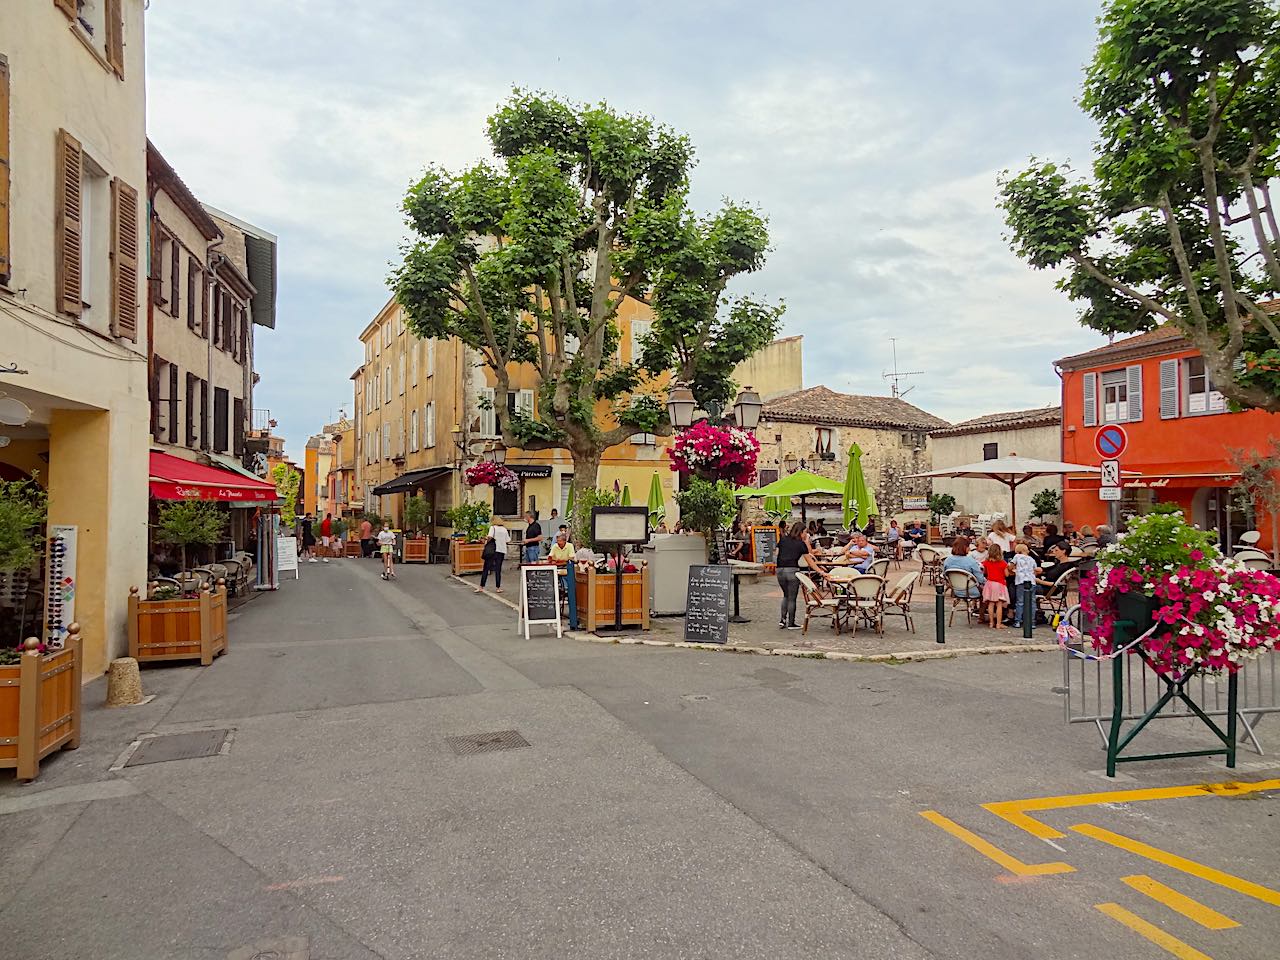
[
  {"xmin": 996, "ymin": 160, "xmax": 1095, "ymax": 270},
  {"xmin": 0, "ymin": 477, "xmax": 47, "ymax": 573},
  {"xmin": 155, "ymin": 499, "xmax": 226, "ymax": 550}
]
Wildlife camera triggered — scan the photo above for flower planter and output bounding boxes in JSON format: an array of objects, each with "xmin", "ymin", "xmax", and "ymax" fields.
[
  {"xmin": 1115, "ymin": 591, "xmax": 1161, "ymax": 634},
  {"xmin": 0, "ymin": 629, "xmax": 82, "ymax": 781},
  {"xmin": 344, "ymin": 539, "xmax": 362, "ymax": 558},
  {"xmin": 574, "ymin": 566, "xmax": 650, "ymax": 631},
  {"xmin": 451, "ymin": 540, "xmax": 486, "ymax": 576},
  {"xmin": 403, "ymin": 539, "xmax": 430, "ymax": 563},
  {"xmin": 128, "ymin": 583, "xmax": 228, "ymax": 666}
]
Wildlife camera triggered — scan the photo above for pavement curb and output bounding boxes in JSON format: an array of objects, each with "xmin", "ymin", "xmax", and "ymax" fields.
[{"xmin": 451, "ymin": 575, "xmax": 1057, "ymax": 664}]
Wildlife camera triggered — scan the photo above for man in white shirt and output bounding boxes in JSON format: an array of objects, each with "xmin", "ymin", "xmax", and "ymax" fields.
[{"xmin": 843, "ymin": 533, "xmax": 876, "ymax": 573}]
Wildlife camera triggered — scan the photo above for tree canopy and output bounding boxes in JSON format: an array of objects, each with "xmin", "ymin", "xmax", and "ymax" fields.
[
  {"xmin": 391, "ymin": 91, "xmax": 783, "ymax": 493},
  {"xmin": 999, "ymin": 0, "xmax": 1280, "ymax": 411}
]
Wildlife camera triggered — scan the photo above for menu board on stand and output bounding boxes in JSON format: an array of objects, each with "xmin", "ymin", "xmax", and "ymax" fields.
[
  {"xmin": 519, "ymin": 565, "xmax": 562, "ymax": 639},
  {"xmin": 683, "ymin": 565, "xmax": 731, "ymax": 644},
  {"xmin": 749, "ymin": 525, "xmax": 778, "ymax": 566}
]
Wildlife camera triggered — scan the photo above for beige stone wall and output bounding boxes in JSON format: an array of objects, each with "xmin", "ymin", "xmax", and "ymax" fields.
[
  {"xmin": 732, "ymin": 336, "xmax": 803, "ymax": 401},
  {"xmin": 930, "ymin": 424, "xmax": 1062, "ymax": 522}
]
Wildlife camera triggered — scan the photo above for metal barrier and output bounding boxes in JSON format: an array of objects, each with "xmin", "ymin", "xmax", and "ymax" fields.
[{"xmin": 1061, "ymin": 605, "xmax": 1279, "ymax": 754}]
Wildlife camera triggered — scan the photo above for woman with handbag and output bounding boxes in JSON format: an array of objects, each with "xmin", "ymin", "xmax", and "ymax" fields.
[{"xmin": 476, "ymin": 517, "xmax": 510, "ymax": 594}]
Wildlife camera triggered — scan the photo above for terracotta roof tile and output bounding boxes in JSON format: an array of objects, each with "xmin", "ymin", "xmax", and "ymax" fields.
[
  {"xmin": 1056, "ymin": 326, "xmax": 1188, "ymax": 369},
  {"xmin": 931, "ymin": 405, "xmax": 1061, "ymax": 437},
  {"xmin": 761, "ymin": 385, "xmax": 949, "ymax": 431}
]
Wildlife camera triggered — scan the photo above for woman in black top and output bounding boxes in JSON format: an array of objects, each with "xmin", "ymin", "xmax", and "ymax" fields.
[{"xmin": 776, "ymin": 521, "xmax": 811, "ymax": 630}]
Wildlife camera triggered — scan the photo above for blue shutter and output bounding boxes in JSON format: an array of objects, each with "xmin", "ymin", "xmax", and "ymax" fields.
[
  {"xmin": 1159, "ymin": 359, "xmax": 1179, "ymax": 419},
  {"xmin": 1082, "ymin": 372, "xmax": 1098, "ymax": 427},
  {"xmin": 1126, "ymin": 365, "xmax": 1143, "ymax": 422}
]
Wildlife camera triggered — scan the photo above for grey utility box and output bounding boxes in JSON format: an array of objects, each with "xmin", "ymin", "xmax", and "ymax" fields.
[{"xmin": 640, "ymin": 533, "xmax": 707, "ymax": 616}]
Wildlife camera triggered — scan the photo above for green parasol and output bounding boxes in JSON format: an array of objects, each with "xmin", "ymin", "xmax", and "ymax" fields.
[
  {"xmin": 754, "ymin": 470, "xmax": 843, "ymax": 522},
  {"xmin": 646, "ymin": 472, "xmax": 665, "ymax": 526},
  {"xmin": 843, "ymin": 442, "xmax": 878, "ymax": 530}
]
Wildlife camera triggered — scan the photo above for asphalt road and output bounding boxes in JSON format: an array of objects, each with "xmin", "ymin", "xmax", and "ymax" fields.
[{"xmin": 1, "ymin": 559, "xmax": 1276, "ymax": 959}]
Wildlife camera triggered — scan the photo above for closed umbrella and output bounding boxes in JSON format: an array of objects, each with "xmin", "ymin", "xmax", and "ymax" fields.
[
  {"xmin": 646, "ymin": 472, "xmax": 665, "ymax": 527},
  {"xmin": 842, "ymin": 442, "xmax": 878, "ymax": 530},
  {"xmin": 621, "ymin": 484, "xmax": 632, "ymax": 506}
]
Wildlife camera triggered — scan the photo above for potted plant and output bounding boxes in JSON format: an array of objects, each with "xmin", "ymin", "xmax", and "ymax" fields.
[
  {"xmin": 1030, "ymin": 488, "xmax": 1061, "ymax": 524},
  {"xmin": 567, "ymin": 488, "xmax": 650, "ymax": 631},
  {"xmin": 926, "ymin": 492, "xmax": 955, "ymax": 541},
  {"xmin": 673, "ymin": 477, "xmax": 734, "ymax": 560},
  {"xmin": 444, "ymin": 502, "xmax": 492, "ymax": 575},
  {"xmin": 128, "ymin": 574, "xmax": 229, "ymax": 666},
  {"xmin": 402, "ymin": 494, "xmax": 432, "ymax": 562},
  {"xmin": 155, "ymin": 497, "xmax": 226, "ymax": 571}
]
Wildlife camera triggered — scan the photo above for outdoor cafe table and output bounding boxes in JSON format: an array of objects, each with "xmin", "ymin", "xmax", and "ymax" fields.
[{"xmin": 726, "ymin": 560, "xmax": 763, "ymax": 623}]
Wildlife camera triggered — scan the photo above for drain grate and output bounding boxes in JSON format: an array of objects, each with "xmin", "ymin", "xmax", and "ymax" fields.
[
  {"xmin": 445, "ymin": 729, "xmax": 530, "ymax": 756},
  {"xmin": 125, "ymin": 729, "xmax": 230, "ymax": 767}
]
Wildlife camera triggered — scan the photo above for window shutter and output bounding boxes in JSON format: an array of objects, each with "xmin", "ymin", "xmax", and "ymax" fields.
[
  {"xmin": 104, "ymin": 0, "xmax": 125, "ymax": 79},
  {"xmin": 233, "ymin": 398, "xmax": 245, "ymax": 456},
  {"xmin": 54, "ymin": 0, "xmax": 76, "ymax": 18},
  {"xmin": 149, "ymin": 359, "xmax": 161, "ymax": 439},
  {"xmin": 1126, "ymin": 364, "xmax": 1143, "ymax": 422},
  {"xmin": 1159, "ymin": 359, "xmax": 1179, "ymax": 419},
  {"xmin": 480, "ymin": 387, "xmax": 496, "ymax": 437},
  {"xmin": 109, "ymin": 177, "xmax": 140, "ymax": 340},
  {"xmin": 200, "ymin": 277, "xmax": 209, "ymax": 338},
  {"xmin": 214, "ymin": 388, "xmax": 228, "ymax": 453},
  {"xmin": 199, "ymin": 379, "xmax": 209, "ymax": 450},
  {"xmin": 1082, "ymin": 372, "xmax": 1098, "ymax": 427},
  {"xmin": 0, "ymin": 57, "xmax": 10, "ymax": 286},
  {"xmin": 54, "ymin": 129, "xmax": 83, "ymax": 317},
  {"xmin": 169, "ymin": 238, "xmax": 179, "ymax": 317},
  {"xmin": 185, "ymin": 373, "xmax": 197, "ymax": 446},
  {"xmin": 168, "ymin": 363, "xmax": 178, "ymax": 444}
]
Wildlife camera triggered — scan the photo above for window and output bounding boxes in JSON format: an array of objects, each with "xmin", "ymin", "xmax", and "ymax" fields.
[
  {"xmin": 152, "ymin": 357, "xmax": 173, "ymax": 442},
  {"xmin": 983, "ymin": 442, "xmax": 998, "ymax": 461},
  {"xmin": 479, "ymin": 387, "xmax": 497, "ymax": 437},
  {"xmin": 1086, "ymin": 366, "xmax": 1142, "ymax": 426},
  {"xmin": 630, "ymin": 318, "xmax": 652, "ymax": 361},
  {"xmin": 410, "ymin": 346, "xmax": 418, "ymax": 386},
  {"xmin": 213, "ymin": 387, "xmax": 229, "ymax": 453},
  {"xmin": 493, "ymin": 484, "xmax": 518, "ymax": 517},
  {"xmin": 758, "ymin": 468, "xmax": 779, "ymax": 487},
  {"xmin": 382, "ymin": 424, "xmax": 390, "ymax": 460},
  {"xmin": 423, "ymin": 402, "xmax": 436, "ymax": 448},
  {"xmin": 383, "ymin": 322, "xmax": 391, "ymax": 347},
  {"xmin": 233, "ymin": 398, "xmax": 245, "ymax": 456},
  {"xmin": 409, "ymin": 410, "xmax": 418, "ymax": 451},
  {"xmin": 59, "ymin": 0, "xmax": 126, "ymax": 78},
  {"xmin": 55, "ymin": 133, "xmax": 111, "ymax": 332},
  {"xmin": 1101, "ymin": 370, "xmax": 1127, "ymax": 424},
  {"xmin": 629, "ymin": 433, "xmax": 656, "ymax": 445},
  {"xmin": 506, "ymin": 389, "xmax": 534, "ymax": 420},
  {"xmin": 185, "ymin": 372, "xmax": 197, "ymax": 446},
  {"xmin": 373, "ymin": 374, "xmax": 379, "ymax": 408},
  {"xmin": 398, "ymin": 355, "xmax": 406, "ymax": 396},
  {"xmin": 384, "ymin": 364, "xmax": 392, "ymax": 403},
  {"xmin": 1184, "ymin": 356, "xmax": 1225, "ymax": 415},
  {"xmin": 199, "ymin": 379, "xmax": 209, "ymax": 450}
]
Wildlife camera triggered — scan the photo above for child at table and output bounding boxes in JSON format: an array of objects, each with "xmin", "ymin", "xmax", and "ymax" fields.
[{"xmin": 980, "ymin": 542, "xmax": 1011, "ymax": 630}]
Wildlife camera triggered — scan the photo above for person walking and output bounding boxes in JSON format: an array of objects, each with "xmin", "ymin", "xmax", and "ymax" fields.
[
  {"xmin": 520, "ymin": 511, "xmax": 543, "ymax": 564},
  {"xmin": 477, "ymin": 517, "xmax": 510, "ymax": 594},
  {"xmin": 377, "ymin": 524, "xmax": 397, "ymax": 580},
  {"xmin": 775, "ymin": 522, "xmax": 808, "ymax": 630},
  {"xmin": 359, "ymin": 515, "xmax": 374, "ymax": 558},
  {"xmin": 301, "ymin": 514, "xmax": 317, "ymax": 563},
  {"xmin": 319, "ymin": 512, "xmax": 333, "ymax": 563}
]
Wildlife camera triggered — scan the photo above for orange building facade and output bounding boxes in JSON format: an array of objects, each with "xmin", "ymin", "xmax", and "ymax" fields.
[{"xmin": 1057, "ymin": 328, "xmax": 1279, "ymax": 554}]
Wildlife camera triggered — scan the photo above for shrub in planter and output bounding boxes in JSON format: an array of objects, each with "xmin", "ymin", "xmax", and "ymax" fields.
[
  {"xmin": 155, "ymin": 498, "xmax": 226, "ymax": 570},
  {"xmin": 673, "ymin": 478, "xmax": 736, "ymax": 558},
  {"xmin": 444, "ymin": 503, "xmax": 491, "ymax": 542},
  {"xmin": 566, "ymin": 488, "xmax": 618, "ymax": 554}
]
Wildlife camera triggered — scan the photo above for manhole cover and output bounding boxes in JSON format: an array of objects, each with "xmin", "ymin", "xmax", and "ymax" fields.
[
  {"xmin": 126, "ymin": 729, "xmax": 230, "ymax": 766},
  {"xmin": 445, "ymin": 730, "xmax": 530, "ymax": 756}
]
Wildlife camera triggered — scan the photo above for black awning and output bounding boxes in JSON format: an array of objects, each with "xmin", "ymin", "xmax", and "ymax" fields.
[
  {"xmin": 371, "ymin": 466, "xmax": 453, "ymax": 496},
  {"xmin": 508, "ymin": 464, "xmax": 552, "ymax": 478}
]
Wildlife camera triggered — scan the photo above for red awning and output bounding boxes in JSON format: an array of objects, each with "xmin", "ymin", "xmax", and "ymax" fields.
[
  {"xmin": 1066, "ymin": 460, "xmax": 1240, "ymax": 491},
  {"xmin": 149, "ymin": 451, "xmax": 278, "ymax": 502}
]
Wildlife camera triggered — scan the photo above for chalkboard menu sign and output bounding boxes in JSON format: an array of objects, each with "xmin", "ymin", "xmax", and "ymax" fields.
[
  {"xmin": 750, "ymin": 525, "xmax": 778, "ymax": 565},
  {"xmin": 519, "ymin": 565, "xmax": 562, "ymax": 638},
  {"xmin": 713, "ymin": 528, "xmax": 729, "ymax": 564},
  {"xmin": 684, "ymin": 564, "xmax": 732, "ymax": 644}
]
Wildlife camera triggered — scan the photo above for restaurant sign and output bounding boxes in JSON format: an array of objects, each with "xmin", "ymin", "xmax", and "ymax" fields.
[{"xmin": 902, "ymin": 496, "xmax": 928, "ymax": 510}]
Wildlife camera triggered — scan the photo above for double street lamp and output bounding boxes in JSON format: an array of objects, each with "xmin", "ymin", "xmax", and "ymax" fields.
[{"xmin": 666, "ymin": 383, "xmax": 763, "ymax": 432}]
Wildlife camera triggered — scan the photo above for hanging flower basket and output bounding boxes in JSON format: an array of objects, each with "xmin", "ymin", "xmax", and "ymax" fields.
[
  {"xmin": 464, "ymin": 461, "xmax": 519, "ymax": 490},
  {"xmin": 667, "ymin": 421, "xmax": 759, "ymax": 488}
]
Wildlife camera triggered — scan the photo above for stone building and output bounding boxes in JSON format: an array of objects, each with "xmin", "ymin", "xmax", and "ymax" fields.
[
  {"xmin": 756, "ymin": 386, "xmax": 948, "ymax": 522},
  {"xmin": 928, "ymin": 406, "xmax": 1063, "ymax": 520}
]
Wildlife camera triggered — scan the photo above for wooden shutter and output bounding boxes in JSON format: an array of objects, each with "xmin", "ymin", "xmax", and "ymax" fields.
[
  {"xmin": 185, "ymin": 373, "xmax": 197, "ymax": 446},
  {"xmin": 1159, "ymin": 359, "xmax": 1179, "ymax": 419},
  {"xmin": 199, "ymin": 379, "xmax": 209, "ymax": 450},
  {"xmin": 169, "ymin": 239, "xmax": 179, "ymax": 317},
  {"xmin": 109, "ymin": 177, "xmax": 140, "ymax": 340},
  {"xmin": 200, "ymin": 276, "xmax": 209, "ymax": 338},
  {"xmin": 149, "ymin": 358, "xmax": 161, "ymax": 439},
  {"xmin": 186, "ymin": 259, "xmax": 197, "ymax": 331},
  {"xmin": 168, "ymin": 364, "xmax": 179, "ymax": 444},
  {"xmin": 1126, "ymin": 364, "xmax": 1143, "ymax": 422},
  {"xmin": 214, "ymin": 388, "xmax": 228, "ymax": 453},
  {"xmin": 104, "ymin": 0, "xmax": 125, "ymax": 78},
  {"xmin": 54, "ymin": 0, "xmax": 77, "ymax": 18},
  {"xmin": 233, "ymin": 398, "xmax": 245, "ymax": 456},
  {"xmin": 1082, "ymin": 372, "xmax": 1098, "ymax": 427},
  {"xmin": 0, "ymin": 57, "xmax": 10, "ymax": 286},
  {"xmin": 54, "ymin": 129, "xmax": 83, "ymax": 317}
]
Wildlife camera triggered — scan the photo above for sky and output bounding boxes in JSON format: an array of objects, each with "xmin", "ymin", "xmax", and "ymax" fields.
[{"xmin": 144, "ymin": 0, "xmax": 1110, "ymax": 460}]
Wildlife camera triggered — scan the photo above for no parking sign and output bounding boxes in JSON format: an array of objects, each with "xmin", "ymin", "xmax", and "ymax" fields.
[{"xmin": 1094, "ymin": 425, "xmax": 1128, "ymax": 459}]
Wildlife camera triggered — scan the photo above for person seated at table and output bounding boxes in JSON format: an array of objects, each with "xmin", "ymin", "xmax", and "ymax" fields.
[
  {"xmin": 1021, "ymin": 523, "xmax": 1038, "ymax": 545},
  {"xmin": 954, "ymin": 517, "xmax": 976, "ymax": 539},
  {"xmin": 807, "ymin": 520, "xmax": 819, "ymax": 536},
  {"xmin": 885, "ymin": 519, "xmax": 903, "ymax": 559},
  {"xmin": 1036, "ymin": 541, "xmax": 1081, "ymax": 592},
  {"xmin": 815, "ymin": 519, "xmax": 829, "ymax": 536},
  {"xmin": 1062, "ymin": 520, "xmax": 1081, "ymax": 545},
  {"xmin": 1041, "ymin": 523, "xmax": 1068, "ymax": 554},
  {"xmin": 988, "ymin": 519, "xmax": 1015, "ymax": 554},
  {"xmin": 842, "ymin": 533, "xmax": 876, "ymax": 573},
  {"xmin": 942, "ymin": 536, "xmax": 986, "ymax": 597},
  {"xmin": 1096, "ymin": 523, "xmax": 1116, "ymax": 548},
  {"xmin": 1077, "ymin": 525, "xmax": 1098, "ymax": 549},
  {"xmin": 968, "ymin": 535, "xmax": 990, "ymax": 561},
  {"xmin": 862, "ymin": 516, "xmax": 877, "ymax": 537},
  {"xmin": 905, "ymin": 521, "xmax": 927, "ymax": 544}
]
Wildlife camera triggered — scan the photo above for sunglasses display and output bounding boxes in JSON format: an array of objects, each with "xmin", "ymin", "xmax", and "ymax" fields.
[{"xmin": 43, "ymin": 528, "xmax": 78, "ymax": 650}]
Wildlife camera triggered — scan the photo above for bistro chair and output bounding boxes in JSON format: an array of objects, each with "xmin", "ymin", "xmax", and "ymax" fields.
[
  {"xmin": 916, "ymin": 545, "xmax": 944, "ymax": 588},
  {"xmin": 185, "ymin": 568, "xmax": 214, "ymax": 591},
  {"xmin": 945, "ymin": 569, "xmax": 982, "ymax": 626},
  {"xmin": 1036, "ymin": 569, "xmax": 1078, "ymax": 624},
  {"xmin": 796, "ymin": 572, "xmax": 846, "ymax": 635},
  {"xmin": 884, "ymin": 572, "xmax": 919, "ymax": 633},
  {"xmin": 149, "ymin": 577, "xmax": 182, "ymax": 596},
  {"xmin": 221, "ymin": 558, "xmax": 245, "ymax": 597},
  {"xmin": 845, "ymin": 574, "xmax": 886, "ymax": 635},
  {"xmin": 869, "ymin": 557, "xmax": 892, "ymax": 580}
]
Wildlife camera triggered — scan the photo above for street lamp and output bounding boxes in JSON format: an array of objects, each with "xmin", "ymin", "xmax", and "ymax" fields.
[
  {"xmin": 490, "ymin": 438, "xmax": 507, "ymax": 464},
  {"xmin": 666, "ymin": 383, "xmax": 696, "ymax": 429},
  {"xmin": 733, "ymin": 386, "xmax": 762, "ymax": 430},
  {"xmin": 783, "ymin": 452, "xmax": 798, "ymax": 473}
]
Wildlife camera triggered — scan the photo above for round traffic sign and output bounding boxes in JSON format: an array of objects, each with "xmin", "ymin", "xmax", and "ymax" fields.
[{"xmin": 1094, "ymin": 425, "xmax": 1128, "ymax": 459}]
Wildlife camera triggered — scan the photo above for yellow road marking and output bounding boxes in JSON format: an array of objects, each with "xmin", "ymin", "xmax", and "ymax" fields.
[
  {"xmin": 1074, "ymin": 823, "xmax": 1280, "ymax": 907},
  {"xmin": 919, "ymin": 811, "xmax": 1074, "ymax": 876},
  {"xmin": 983, "ymin": 779, "xmax": 1280, "ymax": 840},
  {"xmin": 1096, "ymin": 903, "xmax": 1215, "ymax": 960},
  {"xmin": 1122, "ymin": 875, "xmax": 1239, "ymax": 930}
]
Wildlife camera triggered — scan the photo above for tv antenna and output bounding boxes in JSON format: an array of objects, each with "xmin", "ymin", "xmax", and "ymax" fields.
[{"xmin": 882, "ymin": 338, "xmax": 923, "ymax": 398}]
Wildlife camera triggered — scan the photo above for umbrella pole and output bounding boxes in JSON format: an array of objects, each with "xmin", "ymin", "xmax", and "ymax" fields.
[
  {"xmin": 800, "ymin": 496, "xmax": 806, "ymax": 522},
  {"xmin": 1010, "ymin": 482, "xmax": 1017, "ymax": 530}
]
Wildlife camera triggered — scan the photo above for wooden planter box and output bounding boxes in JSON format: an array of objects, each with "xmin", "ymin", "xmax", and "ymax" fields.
[
  {"xmin": 574, "ymin": 566, "xmax": 650, "ymax": 631},
  {"xmin": 344, "ymin": 539, "xmax": 363, "ymax": 557},
  {"xmin": 451, "ymin": 540, "xmax": 486, "ymax": 576},
  {"xmin": 403, "ymin": 539, "xmax": 430, "ymax": 563},
  {"xmin": 0, "ymin": 632, "xmax": 82, "ymax": 781},
  {"xmin": 128, "ymin": 585, "xmax": 228, "ymax": 666}
]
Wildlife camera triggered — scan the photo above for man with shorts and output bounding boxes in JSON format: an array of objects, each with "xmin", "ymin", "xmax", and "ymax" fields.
[{"xmin": 319, "ymin": 512, "xmax": 333, "ymax": 563}]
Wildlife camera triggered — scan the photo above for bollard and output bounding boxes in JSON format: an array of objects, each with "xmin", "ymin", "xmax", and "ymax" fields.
[
  {"xmin": 1022, "ymin": 582, "xmax": 1035, "ymax": 639},
  {"xmin": 935, "ymin": 580, "xmax": 946, "ymax": 644}
]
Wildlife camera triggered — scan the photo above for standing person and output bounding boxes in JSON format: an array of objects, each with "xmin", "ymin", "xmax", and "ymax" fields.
[
  {"xmin": 359, "ymin": 515, "xmax": 374, "ymax": 558},
  {"xmin": 477, "ymin": 517, "xmax": 510, "ymax": 593},
  {"xmin": 301, "ymin": 514, "xmax": 317, "ymax": 563},
  {"xmin": 319, "ymin": 512, "xmax": 333, "ymax": 563},
  {"xmin": 980, "ymin": 542, "xmax": 1011, "ymax": 630},
  {"xmin": 376, "ymin": 524, "xmax": 397, "ymax": 580},
  {"xmin": 775, "ymin": 521, "xmax": 808, "ymax": 630},
  {"xmin": 1010, "ymin": 542, "xmax": 1037, "ymax": 628},
  {"xmin": 988, "ymin": 519, "xmax": 1015, "ymax": 554},
  {"xmin": 520, "ymin": 511, "xmax": 543, "ymax": 564}
]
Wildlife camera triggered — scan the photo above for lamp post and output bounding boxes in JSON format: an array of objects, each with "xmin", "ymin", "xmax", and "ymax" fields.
[
  {"xmin": 666, "ymin": 383, "xmax": 696, "ymax": 430},
  {"xmin": 733, "ymin": 386, "xmax": 762, "ymax": 431}
]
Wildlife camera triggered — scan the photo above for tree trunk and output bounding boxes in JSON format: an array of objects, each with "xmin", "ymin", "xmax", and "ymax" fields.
[{"xmin": 570, "ymin": 447, "xmax": 602, "ymax": 519}]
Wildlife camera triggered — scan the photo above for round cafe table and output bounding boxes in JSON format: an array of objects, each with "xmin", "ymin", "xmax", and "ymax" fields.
[{"xmin": 727, "ymin": 560, "xmax": 763, "ymax": 623}]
